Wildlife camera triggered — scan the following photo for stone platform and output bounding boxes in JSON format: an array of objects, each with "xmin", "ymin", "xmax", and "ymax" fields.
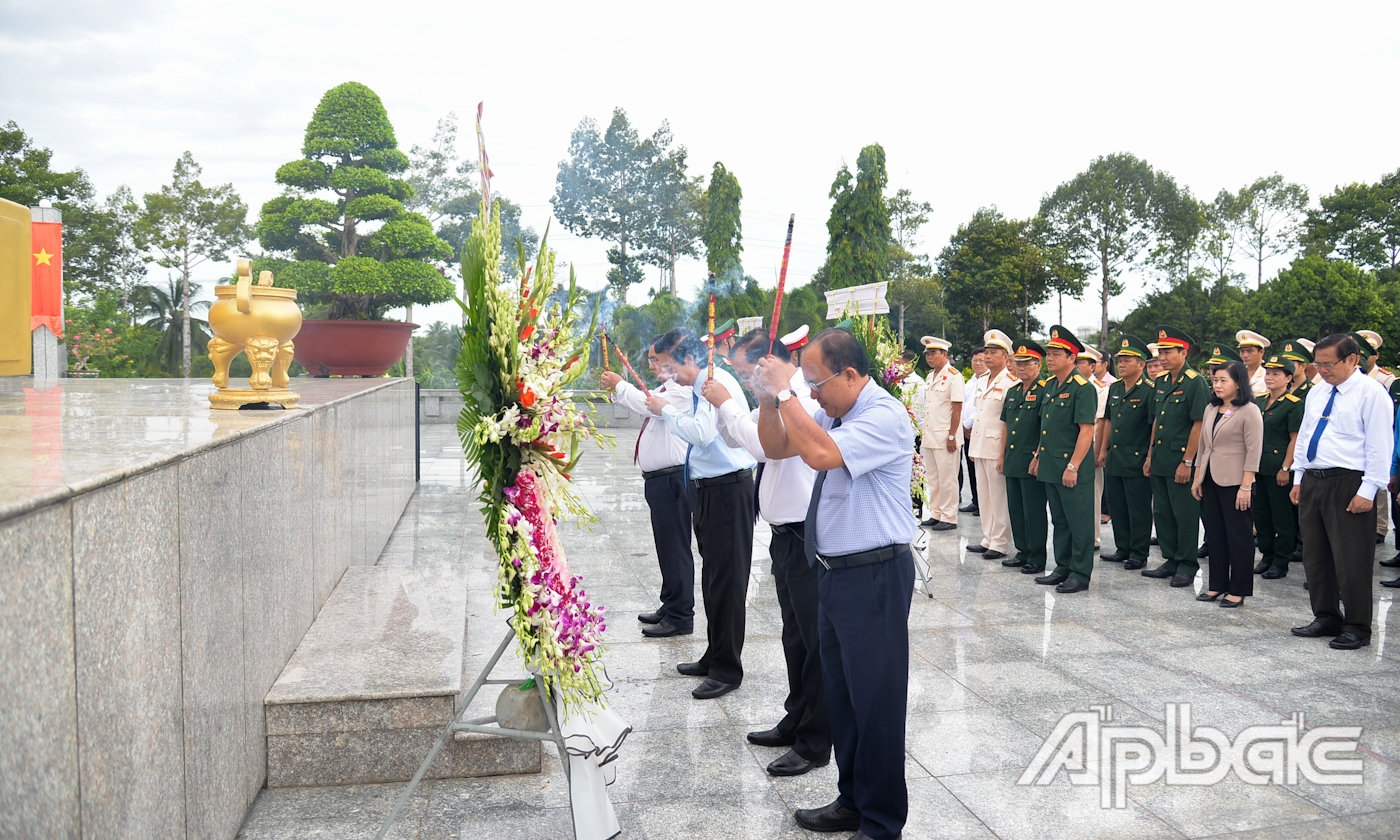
[{"xmin": 0, "ymin": 377, "xmax": 416, "ymax": 840}]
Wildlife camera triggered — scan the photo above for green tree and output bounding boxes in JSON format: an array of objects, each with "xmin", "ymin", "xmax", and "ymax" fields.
[
  {"xmin": 65, "ymin": 186, "xmax": 149, "ymax": 317},
  {"xmin": 885, "ymin": 188, "xmax": 935, "ymax": 345},
  {"xmin": 640, "ymin": 144, "xmax": 703, "ymax": 294},
  {"xmin": 553, "ymin": 108, "xmax": 670, "ymax": 301},
  {"xmin": 1233, "ymin": 174, "xmax": 1308, "ymax": 288},
  {"xmin": 1248, "ymin": 254, "xmax": 1390, "ymax": 343},
  {"xmin": 131, "ymin": 278, "xmax": 213, "ymax": 376},
  {"xmin": 256, "ymin": 82, "xmax": 454, "ymax": 321},
  {"xmin": 1038, "ymin": 153, "xmax": 1181, "ymax": 352},
  {"xmin": 1304, "ymin": 171, "xmax": 1400, "ymax": 278},
  {"xmin": 819, "ymin": 144, "xmax": 891, "ymax": 290},
  {"xmin": 1119, "ymin": 277, "xmax": 1249, "ymax": 357},
  {"xmin": 700, "ymin": 162, "xmax": 743, "ymax": 279},
  {"xmin": 1196, "ymin": 189, "xmax": 1245, "ymax": 285},
  {"xmin": 136, "ymin": 152, "xmax": 248, "ymax": 377}
]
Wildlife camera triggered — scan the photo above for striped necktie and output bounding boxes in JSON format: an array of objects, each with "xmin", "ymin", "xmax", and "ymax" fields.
[{"xmin": 1305, "ymin": 387, "xmax": 1338, "ymax": 462}]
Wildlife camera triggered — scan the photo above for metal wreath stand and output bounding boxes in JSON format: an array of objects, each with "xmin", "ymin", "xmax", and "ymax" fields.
[
  {"xmin": 911, "ymin": 526, "xmax": 935, "ymax": 598},
  {"xmin": 376, "ymin": 620, "xmax": 573, "ymax": 839}
]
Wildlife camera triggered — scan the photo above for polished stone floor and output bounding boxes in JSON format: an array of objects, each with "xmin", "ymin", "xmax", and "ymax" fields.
[{"xmin": 241, "ymin": 425, "xmax": 1400, "ymax": 839}]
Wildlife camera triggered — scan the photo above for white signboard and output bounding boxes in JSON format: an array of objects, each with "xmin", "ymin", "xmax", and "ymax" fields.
[
  {"xmin": 736, "ymin": 316, "xmax": 764, "ymax": 334},
  {"xmin": 824, "ymin": 281, "xmax": 890, "ymax": 319}
]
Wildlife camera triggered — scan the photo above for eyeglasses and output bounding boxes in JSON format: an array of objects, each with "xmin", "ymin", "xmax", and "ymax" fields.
[
  {"xmin": 1316, "ymin": 357, "xmax": 1354, "ymax": 371},
  {"xmin": 805, "ymin": 371, "xmax": 841, "ymax": 392}
]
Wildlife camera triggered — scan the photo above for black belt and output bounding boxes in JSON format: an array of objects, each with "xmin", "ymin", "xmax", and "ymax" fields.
[
  {"xmin": 771, "ymin": 521, "xmax": 805, "ymax": 537},
  {"xmin": 693, "ymin": 468, "xmax": 750, "ymax": 488},
  {"xmin": 816, "ymin": 543, "xmax": 909, "ymax": 571},
  {"xmin": 1305, "ymin": 468, "xmax": 1362, "ymax": 479},
  {"xmin": 642, "ymin": 465, "xmax": 684, "ymax": 480}
]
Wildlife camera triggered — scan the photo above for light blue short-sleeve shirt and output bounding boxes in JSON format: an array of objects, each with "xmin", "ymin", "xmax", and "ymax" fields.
[{"xmin": 814, "ymin": 378, "xmax": 918, "ymax": 555}]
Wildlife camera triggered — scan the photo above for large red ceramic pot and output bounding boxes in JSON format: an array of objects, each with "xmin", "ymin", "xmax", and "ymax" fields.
[{"xmin": 292, "ymin": 320, "xmax": 418, "ymax": 377}]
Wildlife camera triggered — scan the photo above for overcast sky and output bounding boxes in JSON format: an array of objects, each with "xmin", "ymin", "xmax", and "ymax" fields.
[{"xmin": 4, "ymin": 0, "xmax": 1398, "ymax": 340}]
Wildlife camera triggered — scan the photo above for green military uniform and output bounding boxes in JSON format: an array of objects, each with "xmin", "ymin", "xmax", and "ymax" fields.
[
  {"xmin": 1146, "ymin": 326, "xmax": 1207, "ymax": 582},
  {"xmin": 1278, "ymin": 339, "xmax": 1314, "ymax": 559},
  {"xmin": 1253, "ymin": 355, "xmax": 1303, "ymax": 573},
  {"xmin": 1101, "ymin": 335, "xmax": 1155, "ymax": 568},
  {"xmin": 1036, "ymin": 327, "xmax": 1099, "ymax": 587},
  {"xmin": 710, "ymin": 319, "xmax": 755, "ymax": 409},
  {"xmin": 1001, "ymin": 339, "xmax": 1049, "ymax": 572}
]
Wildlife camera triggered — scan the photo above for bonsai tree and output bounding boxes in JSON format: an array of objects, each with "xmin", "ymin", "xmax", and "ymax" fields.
[{"xmin": 255, "ymin": 82, "xmax": 454, "ymax": 319}]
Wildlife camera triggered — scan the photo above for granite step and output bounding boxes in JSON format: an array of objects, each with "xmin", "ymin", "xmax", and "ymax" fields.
[{"xmin": 263, "ymin": 564, "xmax": 541, "ymax": 788}]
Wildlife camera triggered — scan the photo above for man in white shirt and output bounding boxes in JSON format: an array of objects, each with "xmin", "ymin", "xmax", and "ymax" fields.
[
  {"xmin": 603, "ymin": 340, "xmax": 696, "ymax": 638},
  {"xmin": 920, "ymin": 337, "xmax": 963, "ymax": 530},
  {"xmin": 1289, "ymin": 333, "xmax": 1395, "ymax": 651},
  {"xmin": 960, "ymin": 349, "xmax": 988, "ymax": 514},
  {"xmin": 1237, "ymin": 330, "xmax": 1272, "ymax": 398},
  {"xmin": 967, "ymin": 330, "xmax": 1016, "ymax": 560},
  {"xmin": 704, "ymin": 329, "xmax": 830, "ymax": 779}
]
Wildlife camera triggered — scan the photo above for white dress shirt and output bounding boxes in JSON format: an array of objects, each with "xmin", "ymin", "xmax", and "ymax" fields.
[
  {"xmin": 611, "ymin": 379, "xmax": 690, "ymax": 473},
  {"xmin": 715, "ymin": 368, "xmax": 817, "ymax": 526},
  {"xmin": 963, "ymin": 372, "xmax": 987, "ymax": 431},
  {"xmin": 658, "ymin": 367, "xmax": 757, "ymax": 479},
  {"xmin": 1292, "ymin": 368, "xmax": 1396, "ymax": 498}
]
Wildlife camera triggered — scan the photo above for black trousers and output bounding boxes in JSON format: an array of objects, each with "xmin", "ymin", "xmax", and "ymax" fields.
[
  {"xmin": 770, "ymin": 523, "xmax": 830, "ymax": 761},
  {"xmin": 819, "ymin": 548, "xmax": 915, "ymax": 840},
  {"xmin": 693, "ymin": 471, "xmax": 754, "ymax": 684},
  {"xmin": 1200, "ymin": 472, "xmax": 1255, "ymax": 597},
  {"xmin": 959, "ymin": 442, "xmax": 979, "ymax": 506},
  {"xmin": 1299, "ymin": 470, "xmax": 1377, "ymax": 639},
  {"xmin": 1253, "ymin": 474, "xmax": 1296, "ymax": 571},
  {"xmin": 643, "ymin": 471, "xmax": 695, "ymax": 628}
]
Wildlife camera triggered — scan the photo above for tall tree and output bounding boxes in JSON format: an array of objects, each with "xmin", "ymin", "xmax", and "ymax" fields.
[
  {"xmin": 1233, "ymin": 174, "xmax": 1308, "ymax": 287},
  {"xmin": 886, "ymin": 187, "xmax": 934, "ymax": 345},
  {"xmin": 131, "ymin": 277, "xmax": 212, "ymax": 376},
  {"xmin": 136, "ymin": 152, "xmax": 247, "ymax": 377},
  {"xmin": 553, "ymin": 108, "xmax": 669, "ymax": 301},
  {"xmin": 1038, "ymin": 153, "xmax": 1178, "ymax": 352},
  {"xmin": 256, "ymin": 82, "xmax": 454, "ymax": 321},
  {"xmin": 63, "ymin": 186, "xmax": 150, "ymax": 315},
  {"xmin": 1304, "ymin": 170, "xmax": 1400, "ymax": 277},
  {"xmin": 1196, "ymin": 189, "xmax": 1244, "ymax": 285},
  {"xmin": 820, "ymin": 144, "xmax": 891, "ymax": 290},
  {"xmin": 700, "ymin": 162, "xmax": 743, "ymax": 279},
  {"xmin": 639, "ymin": 145, "xmax": 703, "ymax": 294}
]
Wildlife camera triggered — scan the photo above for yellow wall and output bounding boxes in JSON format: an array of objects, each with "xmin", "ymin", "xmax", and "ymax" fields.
[{"xmin": 0, "ymin": 197, "xmax": 32, "ymax": 376}]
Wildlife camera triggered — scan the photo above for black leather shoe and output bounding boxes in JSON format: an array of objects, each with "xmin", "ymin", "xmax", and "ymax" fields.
[
  {"xmin": 642, "ymin": 621, "xmax": 692, "ymax": 638},
  {"xmin": 1020, "ymin": 564, "xmax": 1046, "ymax": 575},
  {"xmin": 1220, "ymin": 596, "xmax": 1244, "ymax": 608},
  {"xmin": 1377, "ymin": 533, "xmax": 1386, "ymax": 545},
  {"xmin": 967, "ymin": 544, "xmax": 988, "ymax": 553},
  {"xmin": 1123, "ymin": 559, "xmax": 1146, "ymax": 571},
  {"xmin": 1291, "ymin": 548, "xmax": 1302, "ymax": 562},
  {"xmin": 929, "ymin": 521, "xmax": 957, "ymax": 531},
  {"xmin": 692, "ymin": 678, "xmax": 739, "ymax": 700},
  {"xmin": 766, "ymin": 749, "xmax": 829, "ymax": 777},
  {"xmin": 1170, "ymin": 573, "xmax": 1194, "ymax": 587},
  {"xmin": 983, "ymin": 550, "xmax": 1007, "ymax": 560},
  {"xmin": 920, "ymin": 517, "xmax": 939, "ymax": 527},
  {"xmin": 637, "ymin": 610, "xmax": 664, "ymax": 624},
  {"xmin": 1196, "ymin": 591, "xmax": 1221, "ymax": 602},
  {"xmin": 1141, "ymin": 565, "xmax": 1174, "ymax": 579},
  {"xmin": 676, "ymin": 661, "xmax": 709, "ymax": 677},
  {"xmin": 1252, "ymin": 559, "xmax": 1271, "ymax": 575},
  {"xmin": 1329, "ymin": 632, "xmax": 1371, "ymax": 650},
  {"xmin": 1055, "ymin": 578, "xmax": 1088, "ymax": 593},
  {"xmin": 1100, "ymin": 550, "xmax": 1128, "ymax": 562},
  {"xmin": 1262, "ymin": 566, "xmax": 1288, "ymax": 579},
  {"xmin": 1291, "ymin": 620, "xmax": 1341, "ymax": 638},
  {"xmin": 1381, "ymin": 577, "xmax": 1400, "ymax": 588},
  {"xmin": 1150, "ymin": 536, "xmax": 1159, "ymax": 546},
  {"xmin": 1381, "ymin": 554, "xmax": 1400, "ymax": 568},
  {"xmin": 1002, "ymin": 556, "xmax": 1026, "ymax": 567},
  {"xmin": 794, "ymin": 800, "xmax": 862, "ymax": 833},
  {"xmin": 746, "ymin": 726, "xmax": 795, "ymax": 748},
  {"xmin": 960, "ymin": 502, "xmax": 979, "ymax": 513},
  {"xmin": 849, "ymin": 833, "xmax": 892, "ymax": 840},
  {"xmin": 1035, "ymin": 571, "xmax": 1069, "ymax": 586},
  {"xmin": 1198, "ymin": 545, "xmax": 1209, "ymax": 558}
]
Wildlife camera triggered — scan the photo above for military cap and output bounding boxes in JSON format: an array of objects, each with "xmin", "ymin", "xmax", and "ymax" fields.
[
  {"xmin": 921, "ymin": 335, "xmax": 951, "ymax": 351},
  {"xmin": 1045, "ymin": 324, "xmax": 1085, "ymax": 355},
  {"xmin": 1146, "ymin": 342, "xmax": 1161, "ymax": 359},
  {"xmin": 1236, "ymin": 330, "xmax": 1271, "ymax": 349},
  {"xmin": 1208, "ymin": 344, "xmax": 1242, "ymax": 365},
  {"xmin": 1357, "ymin": 329, "xmax": 1383, "ymax": 352},
  {"xmin": 1078, "ymin": 344, "xmax": 1103, "ymax": 362},
  {"xmin": 1346, "ymin": 332, "xmax": 1375, "ymax": 358},
  {"xmin": 834, "ymin": 317, "xmax": 855, "ymax": 331},
  {"xmin": 1155, "ymin": 325, "xmax": 1195, "ymax": 351},
  {"xmin": 702, "ymin": 319, "xmax": 737, "ymax": 345},
  {"xmin": 1012, "ymin": 338, "xmax": 1045, "ymax": 361},
  {"xmin": 1279, "ymin": 339, "xmax": 1313, "ymax": 365},
  {"xmin": 1263, "ymin": 354, "xmax": 1296, "ymax": 376},
  {"xmin": 983, "ymin": 329, "xmax": 1013, "ymax": 352},
  {"xmin": 1116, "ymin": 334, "xmax": 1152, "ymax": 359},
  {"xmin": 780, "ymin": 324, "xmax": 809, "ymax": 351}
]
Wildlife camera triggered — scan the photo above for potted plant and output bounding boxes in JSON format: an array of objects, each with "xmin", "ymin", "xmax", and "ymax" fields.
[
  {"xmin": 65, "ymin": 320, "xmax": 126, "ymax": 378},
  {"xmin": 253, "ymin": 82, "xmax": 454, "ymax": 376}
]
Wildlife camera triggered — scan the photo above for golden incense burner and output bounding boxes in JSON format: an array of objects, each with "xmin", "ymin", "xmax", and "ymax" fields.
[{"xmin": 207, "ymin": 259, "xmax": 302, "ymax": 409}]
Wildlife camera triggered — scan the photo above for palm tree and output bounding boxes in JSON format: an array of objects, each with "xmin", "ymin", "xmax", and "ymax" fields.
[{"xmin": 132, "ymin": 277, "xmax": 211, "ymax": 376}]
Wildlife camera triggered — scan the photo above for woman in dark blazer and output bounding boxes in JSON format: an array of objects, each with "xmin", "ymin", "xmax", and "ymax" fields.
[{"xmin": 1191, "ymin": 360, "xmax": 1264, "ymax": 607}]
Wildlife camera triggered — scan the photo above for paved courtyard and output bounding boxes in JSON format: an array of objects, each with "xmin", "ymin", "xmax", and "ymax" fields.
[{"xmin": 241, "ymin": 424, "xmax": 1400, "ymax": 839}]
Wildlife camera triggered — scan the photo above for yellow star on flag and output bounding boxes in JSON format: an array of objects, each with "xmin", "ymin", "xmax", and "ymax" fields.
[{"xmin": 34, "ymin": 248, "xmax": 53, "ymax": 266}]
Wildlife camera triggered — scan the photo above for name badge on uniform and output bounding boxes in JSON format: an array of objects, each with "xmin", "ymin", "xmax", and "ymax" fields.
[
  {"xmin": 1026, "ymin": 394, "xmax": 1037, "ymax": 401},
  {"xmin": 1172, "ymin": 390, "xmax": 1183, "ymax": 396},
  {"xmin": 1059, "ymin": 392, "xmax": 1070, "ymax": 399}
]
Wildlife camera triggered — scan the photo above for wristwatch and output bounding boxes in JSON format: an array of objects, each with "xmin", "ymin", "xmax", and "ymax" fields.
[
  {"xmin": 1183, "ymin": 458, "xmax": 1195, "ymax": 467},
  {"xmin": 774, "ymin": 389, "xmax": 795, "ymax": 408},
  {"xmin": 1066, "ymin": 462, "xmax": 1078, "ymax": 472},
  {"xmin": 947, "ymin": 434, "xmax": 956, "ymax": 441}
]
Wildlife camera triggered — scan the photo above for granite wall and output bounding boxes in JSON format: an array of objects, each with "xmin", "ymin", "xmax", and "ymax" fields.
[{"xmin": 0, "ymin": 379, "xmax": 416, "ymax": 840}]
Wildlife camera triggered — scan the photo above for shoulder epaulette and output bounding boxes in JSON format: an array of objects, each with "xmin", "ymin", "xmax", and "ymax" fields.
[
  {"xmin": 1155, "ymin": 370, "xmax": 1170, "ymax": 379},
  {"xmin": 1072, "ymin": 374, "xmax": 1088, "ymax": 386},
  {"xmin": 1184, "ymin": 368, "xmax": 1199, "ymax": 379},
  {"xmin": 1037, "ymin": 378, "xmax": 1048, "ymax": 387},
  {"xmin": 1283, "ymin": 393, "xmax": 1300, "ymax": 402}
]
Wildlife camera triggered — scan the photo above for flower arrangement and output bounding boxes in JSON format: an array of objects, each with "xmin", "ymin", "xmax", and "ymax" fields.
[
  {"xmin": 456, "ymin": 191, "xmax": 611, "ymax": 714},
  {"xmin": 839, "ymin": 311, "xmax": 925, "ymax": 504}
]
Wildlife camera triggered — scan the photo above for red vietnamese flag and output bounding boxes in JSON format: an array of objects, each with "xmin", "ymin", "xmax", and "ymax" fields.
[{"xmin": 31, "ymin": 221, "xmax": 62, "ymax": 337}]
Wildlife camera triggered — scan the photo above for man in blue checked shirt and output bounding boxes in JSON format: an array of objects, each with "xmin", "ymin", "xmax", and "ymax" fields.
[
  {"xmin": 754, "ymin": 327, "xmax": 917, "ymax": 840},
  {"xmin": 645, "ymin": 328, "xmax": 757, "ymax": 701},
  {"xmin": 1289, "ymin": 333, "xmax": 1395, "ymax": 650}
]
